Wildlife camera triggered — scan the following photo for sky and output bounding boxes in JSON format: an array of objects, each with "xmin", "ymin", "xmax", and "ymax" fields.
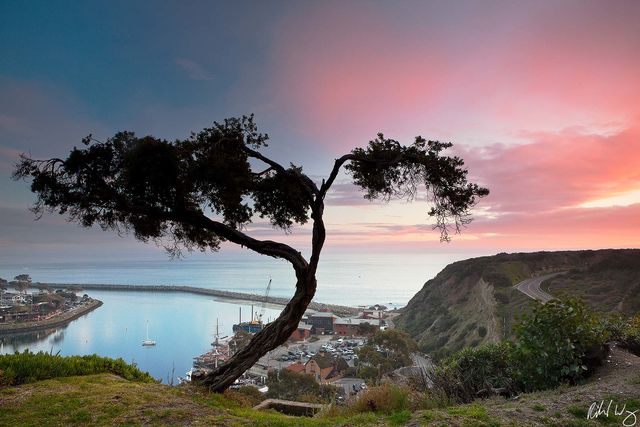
[{"xmin": 1, "ymin": 0, "xmax": 639, "ymax": 264}]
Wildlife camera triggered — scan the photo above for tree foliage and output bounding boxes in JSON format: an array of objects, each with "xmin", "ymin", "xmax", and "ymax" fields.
[
  {"xmin": 345, "ymin": 134, "xmax": 488, "ymax": 240},
  {"xmin": 13, "ymin": 116, "xmax": 487, "ymax": 256},
  {"xmin": 13, "ymin": 115, "xmax": 488, "ymax": 391},
  {"xmin": 266, "ymin": 369, "xmax": 337, "ymax": 403},
  {"xmin": 357, "ymin": 329, "xmax": 418, "ymax": 380},
  {"xmin": 13, "ymin": 274, "xmax": 31, "ymax": 294}
]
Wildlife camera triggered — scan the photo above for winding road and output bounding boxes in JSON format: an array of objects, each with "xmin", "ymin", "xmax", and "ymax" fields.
[{"xmin": 514, "ymin": 272, "xmax": 563, "ymax": 303}]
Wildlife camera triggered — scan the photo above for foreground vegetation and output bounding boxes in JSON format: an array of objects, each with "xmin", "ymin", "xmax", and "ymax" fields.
[
  {"xmin": 1, "ymin": 349, "xmax": 639, "ymax": 426},
  {"xmin": 0, "ymin": 351, "xmax": 156, "ymax": 386},
  {"xmin": 432, "ymin": 298, "xmax": 640, "ymax": 402},
  {"xmin": 2, "ymin": 297, "xmax": 639, "ymax": 425}
]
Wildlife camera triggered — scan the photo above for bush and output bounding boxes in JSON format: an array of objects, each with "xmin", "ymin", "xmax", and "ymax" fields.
[
  {"xmin": 0, "ymin": 350, "xmax": 156, "ymax": 386},
  {"xmin": 512, "ymin": 298, "xmax": 608, "ymax": 392},
  {"xmin": 349, "ymin": 383, "xmax": 411, "ymax": 414},
  {"xmin": 430, "ymin": 341, "xmax": 514, "ymax": 403},
  {"xmin": 617, "ymin": 314, "xmax": 640, "ymax": 356},
  {"xmin": 430, "ymin": 298, "xmax": 610, "ymax": 402},
  {"xmin": 357, "ymin": 366, "xmax": 379, "ymax": 381},
  {"xmin": 477, "ymin": 326, "xmax": 488, "ymax": 338},
  {"xmin": 494, "ymin": 291, "xmax": 510, "ymax": 305},
  {"xmin": 266, "ymin": 369, "xmax": 338, "ymax": 403},
  {"xmin": 233, "ymin": 385, "xmax": 266, "ymax": 406}
]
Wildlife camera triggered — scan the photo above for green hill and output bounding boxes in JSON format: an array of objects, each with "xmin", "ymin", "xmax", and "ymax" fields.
[
  {"xmin": 394, "ymin": 249, "xmax": 640, "ymax": 358},
  {"xmin": 2, "ymin": 348, "xmax": 640, "ymax": 426}
]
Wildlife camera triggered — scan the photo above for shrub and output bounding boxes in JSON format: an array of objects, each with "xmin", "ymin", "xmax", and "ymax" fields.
[
  {"xmin": 233, "ymin": 385, "xmax": 266, "ymax": 406},
  {"xmin": 430, "ymin": 341, "xmax": 514, "ymax": 403},
  {"xmin": 512, "ymin": 298, "xmax": 608, "ymax": 392},
  {"xmin": 434, "ymin": 335, "xmax": 449, "ymax": 349},
  {"xmin": 357, "ymin": 366, "xmax": 379, "ymax": 382},
  {"xmin": 494, "ymin": 291, "xmax": 510, "ymax": 305},
  {"xmin": 601, "ymin": 312, "xmax": 628, "ymax": 342},
  {"xmin": 266, "ymin": 369, "xmax": 338, "ymax": 403},
  {"xmin": 477, "ymin": 326, "xmax": 488, "ymax": 338},
  {"xmin": 618, "ymin": 314, "xmax": 640, "ymax": 356},
  {"xmin": 0, "ymin": 350, "xmax": 156, "ymax": 386},
  {"xmin": 430, "ymin": 298, "xmax": 610, "ymax": 402},
  {"xmin": 349, "ymin": 383, "xmax": 411, "ymax": 415}
]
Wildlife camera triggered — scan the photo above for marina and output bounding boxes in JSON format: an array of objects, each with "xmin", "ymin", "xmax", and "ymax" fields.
[{"xmin": 0, "ymin": 290, "xmax": 285, "ymax": 384}]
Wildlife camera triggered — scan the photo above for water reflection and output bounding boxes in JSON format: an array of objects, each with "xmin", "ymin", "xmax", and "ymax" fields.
[
  {"xmin": 0, "ymin": 290, "xmax": 284, "ymax": 384},
  {"xmin": 0, "ymin": 326, "xmax": 68, "ymax": 353}
]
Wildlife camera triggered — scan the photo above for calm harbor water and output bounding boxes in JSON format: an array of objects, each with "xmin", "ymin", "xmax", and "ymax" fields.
[
  {"xmin": 0, "ymin": 291, "xmax": 284, "ymax": 383},
  {"xmin": 0, "ymin": 250, "xmax": 489, "ymax": 383}
]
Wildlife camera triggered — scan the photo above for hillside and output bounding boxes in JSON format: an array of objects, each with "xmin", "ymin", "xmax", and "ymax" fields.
[
  {"xmin": 395, "ymin": 249, "xmax": 640, "ymax": 357},
  {"xmin": 2, "ymin": 347, "xmax": 639, "ymax": 426}
]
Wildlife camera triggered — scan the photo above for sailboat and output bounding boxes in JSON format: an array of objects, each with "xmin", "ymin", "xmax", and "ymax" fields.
[{"xmin": 142, "ymin": 320, "xmax": 156, "ymax": 346}]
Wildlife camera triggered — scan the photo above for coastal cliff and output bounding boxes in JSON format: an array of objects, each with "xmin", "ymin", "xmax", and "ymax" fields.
[{"xmin": 395, "ymin": 249, "xmax": 640, "ymax": 357}]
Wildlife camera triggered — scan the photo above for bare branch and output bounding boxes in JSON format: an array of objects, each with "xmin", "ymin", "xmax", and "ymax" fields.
[{"xmin": 242, "ymin": 145, "xmax": 319, "ymax": 198}]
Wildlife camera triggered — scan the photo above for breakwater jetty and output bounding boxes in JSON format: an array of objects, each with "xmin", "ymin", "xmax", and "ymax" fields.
[
  {"xmin": 30, "ymin": 283, "xmax": 359, "ymax": 317},
  {"xmin": 0, "ymin": 299, "xmax": 103, "ymax": 335}
]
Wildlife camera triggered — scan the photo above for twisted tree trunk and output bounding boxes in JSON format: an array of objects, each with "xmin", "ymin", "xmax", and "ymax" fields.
[{"xmin": 198, "ymin": 267, "xmax": 317, "ymax": 392}]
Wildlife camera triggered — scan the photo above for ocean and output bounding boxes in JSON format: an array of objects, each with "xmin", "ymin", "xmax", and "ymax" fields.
[
  {"xmin": 0, "ymin": 250, "xmax": 489, "ymax": 307},
  {"xmin": 0, "ymin": 250, "xmax": 489, "ymax": 382}
]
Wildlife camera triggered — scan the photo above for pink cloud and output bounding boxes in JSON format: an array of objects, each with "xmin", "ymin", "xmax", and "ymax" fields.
[
  {"xmin": 300, "ymin": 127, "xmax": 640, "ymax": 250},
  {"xmin": 461, "ymin": 127, "xmax": 640, "ymax": 214},
  {"xmin": 265, "ymin": 2, "xmax": 640, "ymax": 150}
]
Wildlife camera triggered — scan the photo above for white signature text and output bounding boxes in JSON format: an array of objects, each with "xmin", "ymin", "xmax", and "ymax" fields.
[{"xmin": 587, "ymin": 400, "xmax": 638, "ymax": 426}]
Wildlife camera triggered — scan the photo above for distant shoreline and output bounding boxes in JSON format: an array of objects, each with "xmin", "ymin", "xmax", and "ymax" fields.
[
  {"xmin": 29, "ymin": 283, "xmax": 360, "ymax": 316},
  {"xmin": 0, "ymin": 299, "xmax": 103, "ymax": 335}
]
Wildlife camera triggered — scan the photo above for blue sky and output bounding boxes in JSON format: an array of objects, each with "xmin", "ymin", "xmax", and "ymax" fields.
[{"xmin": 1, "ymin": 1, "xmax": 639, "ymax": 264}]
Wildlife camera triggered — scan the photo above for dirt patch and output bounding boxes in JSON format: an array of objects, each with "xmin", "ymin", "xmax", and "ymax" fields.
[{"xmin": 481, "ymin": 346, "xmax": 640, "ymax": 426}]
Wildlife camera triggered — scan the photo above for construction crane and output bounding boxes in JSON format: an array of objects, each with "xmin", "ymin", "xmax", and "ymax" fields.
[{"xmin": 258, "ymin": 276, "xmax": 272, "ymax": 324}]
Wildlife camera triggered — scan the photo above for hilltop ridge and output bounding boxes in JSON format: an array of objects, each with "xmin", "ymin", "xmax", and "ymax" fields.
[{"xmin": 394, "ymin": 249, "xmax": 640, "ymax": 357}]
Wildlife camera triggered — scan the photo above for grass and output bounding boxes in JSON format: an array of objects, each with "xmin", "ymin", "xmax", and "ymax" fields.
[
  {"xmin": 2, "ymin": 373, "xmax": 638, "ymax": 426},
  {"xmin": 0, "ymin": 373, "xmax": 503, "ymax": 426},
  {"xmin": 0, "ymin": 374, "xmax": 391, "ymax": 427},
  {"xmin": 386, "ymin": 410, "xmax": 411, "ymax": 426},
  {"xmin": 0, "ymin": 350, "xmax": 156, "ymax": 385},
  {"xmin": 1, "ymin": 345, "xmax": 639, "ymax": 427},
  {"xmin": 413, "ymin": 404, "xmax": 502, "ymax": 427}
]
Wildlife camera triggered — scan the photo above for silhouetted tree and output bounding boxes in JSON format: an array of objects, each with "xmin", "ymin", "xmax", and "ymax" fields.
[{"xmin": 13, "ymin": 115, "xmax": 488, "ymax": 391}]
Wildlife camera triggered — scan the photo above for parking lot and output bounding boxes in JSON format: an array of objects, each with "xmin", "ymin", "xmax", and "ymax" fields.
[{"xmin": 248, "ymin": 335, "xmax": 368, "ymax": 379}]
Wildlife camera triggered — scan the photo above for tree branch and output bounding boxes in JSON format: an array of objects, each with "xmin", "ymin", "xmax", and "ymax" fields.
[
  {"xmin": 178, "ymin": 210, "xmax": 309, "ymax": 274},
  {"xmin": 252, "ymin": 166, "xmax": 274, "ymax": 177},
  {"xmin": 319, "ymin": 154, "xmax": 356, "ymax": 197},
  {"xmin": 242, "ymin": 145, "xmax": 287, "ymax": 174},
  {"xmin": 242, "ymin": 145, "xmax": 319, "ymax": 198},
  {"xmin": 319, "ymin": 152, "xmax": 404, "ymax": 197}
]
